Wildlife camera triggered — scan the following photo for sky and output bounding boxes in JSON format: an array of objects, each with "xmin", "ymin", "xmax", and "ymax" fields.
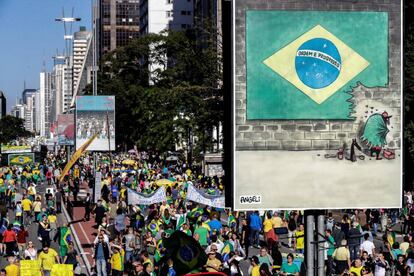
[{"xmin": 0, "ymin": 0, "xmax": 91, "ymax": 112}]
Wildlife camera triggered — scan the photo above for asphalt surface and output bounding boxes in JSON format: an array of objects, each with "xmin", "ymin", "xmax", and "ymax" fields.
[{"xmin": 0, "ymin": 181, "xmax": 87, "ymax": 273}]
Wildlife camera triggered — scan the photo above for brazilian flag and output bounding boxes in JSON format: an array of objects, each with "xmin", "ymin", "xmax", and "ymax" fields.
[
  {"xmin": 221, "ymin": 241, "xmax": 234, "ymax": 255},
  {"xmin": 246, "ymin": 11, "xmax": 388, "ymax": 119},
  {"xmin": 163, "ymin": 231, "xmax": 207, "ymax": 274},
  {"xmin": 228, "ymin": 214, "xmax": 237, "ymax": 230},
  {"xmin": 60, "ymin": 227, "xmax": 72, "ymax": 247},
  {"xmin": 154, "ymin": 239, "xmax": 164, "ymax": 263},
  {"xmin": 148, "ymin": 219, "xmax": 160, "ymax": 236},
  {"xmin": 188, "ymin": 207, "xmax": 203, "ymax": 220}
]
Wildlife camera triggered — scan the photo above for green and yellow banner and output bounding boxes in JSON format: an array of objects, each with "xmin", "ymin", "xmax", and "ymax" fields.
[{"xmin": 8, "ymin": 153, "xmax": 34, "ymax": 166}]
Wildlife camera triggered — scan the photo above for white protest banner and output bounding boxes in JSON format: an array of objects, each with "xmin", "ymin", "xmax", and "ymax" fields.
[
  {"xmin": 186, "ymin": 184, "xmax": 225, "ymax": 208},
  {"xmin": 128, "ymin": 187, "xmax": 166, "ymax": 205},
  {"xmin": 94, "ymin": 172, "xmax": 102, "ymax": 203}
]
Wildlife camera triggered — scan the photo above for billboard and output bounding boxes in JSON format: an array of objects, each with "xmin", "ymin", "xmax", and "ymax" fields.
[
  {"xmin": 233, "ymin": 2, "xmax": 402, "ymax": 210},
  {"xmin": 76, "ymin": 96, "xmax": 115, "ymax": 151},
  {"xmin": 8, "ymin": 153, "xmax": 34, "ymax": 166},
  {"xmin": 1, "ymin": 145, "xmax": 31, "ymax": 154},
  {"xmin": 58, "ymin": 114, "xmax": 75, "ymax": 146}
]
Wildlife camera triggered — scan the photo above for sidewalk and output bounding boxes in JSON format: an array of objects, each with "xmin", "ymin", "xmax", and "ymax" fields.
[{"xmin": 61, "ymin": 181, "xmax": 94, "ymax": 274}]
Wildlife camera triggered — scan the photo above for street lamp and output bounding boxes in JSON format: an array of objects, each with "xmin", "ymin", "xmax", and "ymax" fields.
[{"xmin": 55, "ymin": 17, "xmax": 81, "ymax": 22}]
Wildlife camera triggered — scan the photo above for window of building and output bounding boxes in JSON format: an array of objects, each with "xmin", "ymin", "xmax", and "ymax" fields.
[
  {"xmin": 167, "ymin": 0, "xmax": 173, "ymax": 4},
  {"xmin": 166, "ymin": 11, "xmax": 173, "ymax": 18},
  {"xmin": 181, "ymin": 10, "xmax": 191, "ymax": 16}
]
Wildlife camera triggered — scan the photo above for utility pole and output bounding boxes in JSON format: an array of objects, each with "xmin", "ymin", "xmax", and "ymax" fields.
[{"xmin": 306, "ymin": 212, "xmax": 315, "ymax": 276}]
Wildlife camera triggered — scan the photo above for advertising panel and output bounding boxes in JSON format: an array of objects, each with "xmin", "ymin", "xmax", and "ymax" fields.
[
  {"xmin": 1, "ymin": 145, "xmax": 32, "ymax": 154},
  {"xmin": 233, "ymin": 1, "xmax": 402, "ymax": 209},
  {"xmin": 8, "ymin": 153, "xmax": 35, "ymax": 166},
  {"xmin": 76, "ymin": 96, "xmax": 115, "ymax": 151},
  {"xmin": 58, "ymin": 114, "xmax": 75, "ymax": 146}
]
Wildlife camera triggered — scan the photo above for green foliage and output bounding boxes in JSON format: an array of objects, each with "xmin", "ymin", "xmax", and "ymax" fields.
[
  {"xmin": 97, "ymin": 29, "xmax": 223, "ymax": 157},
  {"xmin": 0, "ymin": 115, "xmax": 32, "ymax": 144}
]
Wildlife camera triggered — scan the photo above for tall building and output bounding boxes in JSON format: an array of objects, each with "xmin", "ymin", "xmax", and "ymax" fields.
[
  {"xmin": 71, "ymin": 27, "xmax": 94, "ymax": 105},
  {"xmin": 139, "ymin": 0, "xmax": 194, "ymax": 35},
  {"xmin": 0, "ymin": 91, "xmax": 6, "ymax": 118},
  {"xmin": 24, "ymin": 92, "xmax": 38, "ymax": 133},
  {"xmin": 21, "ymin": 88, "xmax": 38, "ymax": 105},
  {"xmin": 73, "ymin": 27, "xmax": 92, "ymax": 89},
  {"xmin": 39, "ymin": 72, "xmax": 53, "ymax": 137},
  {"xmin": 11, "ymin": 102, "xmax": 25, "ymax": 120},
  {"xmin": 51, "ymin": 56, "xmax": 73, "ymax": 122},
  {"xmin": 99, "ymin": 0, "xmax": 140, "ymax": 58}
]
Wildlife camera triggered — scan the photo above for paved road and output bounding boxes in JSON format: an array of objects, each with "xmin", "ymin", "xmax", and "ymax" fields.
[{"xmin": 0, "ymin": 181, "xmax": 87, "ymax": 274}]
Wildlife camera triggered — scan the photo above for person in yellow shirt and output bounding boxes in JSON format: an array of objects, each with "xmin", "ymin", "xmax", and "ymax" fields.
[
  {"xmin": 349, "ymin": 258, "xmax": 363, "ymax": 276},
  {"xmin": 263, "ymin": 212, "xmax": 278, "ymax": 248},
  {"xmin": 4, "ymin": 256, "xmax": 19, "ymax": 276},
  {"xmin": 110, "ymin": 244, "xmax": 124, "ymax": 276},
  {"xmin": 205, "ymin": 251, "xmax": 222, "ymax": 272},
  {"xmin": 271, "ymin": 212, "xmax": 284, "ymax": 229},
  {"xmin": 22, "ymin": 195, "xmax": 32, "ymax": 225},
  {"xmin": 294, "ymin": 224, "xmax": 305, "ymax": 254},
  {"xmin": 48, "ymin": 211, "xmax": 57, "ymax": 237},
  {"xmin": 250, "ymin": 255, "xmax": 260, "ymax": 276},
  {"xmin": 38, "ymin": 245, "xmax": 60, "ymax": 276}
]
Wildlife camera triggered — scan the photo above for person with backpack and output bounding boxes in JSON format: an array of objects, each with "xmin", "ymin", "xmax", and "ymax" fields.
[{"xmin": 287, "ymin": 212, "xmax": 297, "ymax": 248}]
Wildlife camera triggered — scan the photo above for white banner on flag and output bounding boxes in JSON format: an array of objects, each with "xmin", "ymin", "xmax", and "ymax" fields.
[
  {"xmin": 127, "ymin": 187, "xmax": 167, "ymax": 205},
  {"xmin": 186, "ymin": 184, "xmax": 225, "ymax": 208}
]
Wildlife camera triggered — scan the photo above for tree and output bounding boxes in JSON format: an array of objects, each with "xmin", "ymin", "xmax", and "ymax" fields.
[
  {"xmin": 96, "ymin": 29, "xmax": 223, "ymax": 158},
  {"xmin": 0, "ymin": 115, "xmax": 32, "ymax": 144}
]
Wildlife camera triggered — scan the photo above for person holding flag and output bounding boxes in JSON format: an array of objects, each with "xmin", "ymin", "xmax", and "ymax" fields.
[
  {"xmin": 174, "ymin": 207, "xmax": 188, "ymax": 231},
  {"xmin": 53, "ymin": 223, "xmax": 72, "ymax": 260}
]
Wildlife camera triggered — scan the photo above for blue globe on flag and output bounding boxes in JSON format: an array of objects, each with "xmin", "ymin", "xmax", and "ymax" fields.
[{"xmin": 295, "ymin": 38, "xmax": 342, "ymax": 89}]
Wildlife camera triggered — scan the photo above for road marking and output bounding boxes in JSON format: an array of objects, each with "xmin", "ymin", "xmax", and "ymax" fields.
[{"xmin": 77, "ymin": 220, "xmax": 92, "ymax": 245}]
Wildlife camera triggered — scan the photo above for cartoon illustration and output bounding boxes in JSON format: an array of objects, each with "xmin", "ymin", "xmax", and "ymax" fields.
[{"xmin": 361, "ymin": 111, "xmax": 391, "ymax": 160}]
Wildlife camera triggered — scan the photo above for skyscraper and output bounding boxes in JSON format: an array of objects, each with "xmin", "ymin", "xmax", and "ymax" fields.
[
  {"xmin": 51, "ymin": 55, "xmax": 73, "ymax": 122},
  {"xmin": 0, "ymin": 91, "xmax": 6, "ymax": 118},
  {"xmin": 73, "ymin": 27, "xmax": 92, "ymax": 89},
  {"xmin": 21, "ymin": 88, "xmax": 37, "ymax": 105},
  {"xmin": 40, "ymin": 72, "xmax": 53, "ymax": 137},
  {"xmin": 139, "ymin": 0, "xmax": 194, "ymax": 35},
  {"xmin": 99, "ymin": 0, "xmax": 140, "ymax": 58}
]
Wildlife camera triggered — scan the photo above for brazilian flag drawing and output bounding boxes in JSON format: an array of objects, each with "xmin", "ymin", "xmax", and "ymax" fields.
[
  {"xmin": 164, "ymin": 231, "xmax": 207, "ymax": 274},
  {"xmin": 246, "ymin": 11, "xmax": 388, "ymax": 119}
]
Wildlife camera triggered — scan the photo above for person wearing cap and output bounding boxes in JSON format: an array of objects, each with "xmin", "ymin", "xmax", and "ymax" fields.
[
  {"xmin": 205, "ymin": 249, "xmax": 222, "ymax": 272},
  {"xmin": 132, "ymin": 260, "xmax": 144, "ymax": 276},
  {"xmin": 249, "ymin": 255, "xmax": 260, "ymax": 276},
  {"xmin": 110, "ymin": 244, "xmax": 125, "ymax": 276}
]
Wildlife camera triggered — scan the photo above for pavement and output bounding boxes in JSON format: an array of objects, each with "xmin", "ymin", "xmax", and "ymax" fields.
[{"xmin": 0, "ymin": 181, "xmax": 88, "ymax": 274}]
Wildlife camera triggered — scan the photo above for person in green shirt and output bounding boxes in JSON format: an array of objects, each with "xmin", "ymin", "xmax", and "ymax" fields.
[
  {"xmin": 281, "ymin": 253, "xmax": 300, "ymax": 276},
  {"xmin": 194, "ymin": 221, "xmax": 209, "ymax": 248},
  {"xmin": 326, "ymin": 229, "xmax": 335, "ymax": 276}
]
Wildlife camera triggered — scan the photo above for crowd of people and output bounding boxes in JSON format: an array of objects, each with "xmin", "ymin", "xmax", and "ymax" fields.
[
  {"xmin": 0, "ymin": 150, "xmax": 414, "ymax": 276},
  {"xmin": 76, "ymin": 111, "xmax": 115, "ymax": 140}
]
